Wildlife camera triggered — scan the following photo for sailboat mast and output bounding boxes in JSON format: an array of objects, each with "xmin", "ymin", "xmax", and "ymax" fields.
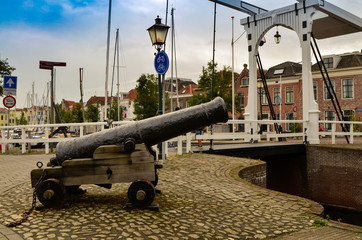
[
  {"xmin": 104, "ymin": 0, "xmax": 112, "ymax": 121},
  {"xmin": 173, "ymin": 10, "xmax": 179, "ymax": 108},
  {"xmin": 170, "ymin": 8, "xmax": 174, "ymax": 112},
  {"xmin": 116, "ymin": 28, "xmax": 120, "ymax": 121}
]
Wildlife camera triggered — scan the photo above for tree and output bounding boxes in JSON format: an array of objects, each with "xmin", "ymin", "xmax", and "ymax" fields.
[
  {"xmin": 107, "ymin": 99, "xmax": 123, "ymax": 121},
  {"xmin": 16, "ymin": 112, "xmax": 28, "ymax": 125},
  {"xmin": 0, "ymin": 58, "xmax": 16, "ymax": 96},
  {"xmin": 71, "ymin": 103, "xmax": 84, "ymax": 123},
  {"xmin": 189, "ymin": 61, "xmax": 240, "ymax": 113},
  {"xmin": 134, "ymin": 74, "xmax": 158, "ymax": 120},
  {"xmin": 85, "ymin": 104, "xmax": 100, "ymax": 122}
]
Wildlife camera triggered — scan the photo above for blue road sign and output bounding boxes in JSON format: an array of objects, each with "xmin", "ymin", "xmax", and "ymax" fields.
[
  {"xmin": 4, "ymin": 76, "xmax": 17, "ymax": 89},
  {"xmin": 154, "ymin": 51, "xmax": 169, "ymax": 75},
  {"xmin": 3, "ymin": 76, "xmax": 17, "ymax": 96}
]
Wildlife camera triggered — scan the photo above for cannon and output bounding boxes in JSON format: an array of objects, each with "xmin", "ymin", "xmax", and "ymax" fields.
[{"xmin": 31, "ymin": 97, "xmax": 228, "ymax": 208}]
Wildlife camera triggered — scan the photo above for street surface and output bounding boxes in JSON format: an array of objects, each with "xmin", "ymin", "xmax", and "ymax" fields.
[{"xmin": 0, "ymin": 153, "xmax": 360, "ymax": 239}]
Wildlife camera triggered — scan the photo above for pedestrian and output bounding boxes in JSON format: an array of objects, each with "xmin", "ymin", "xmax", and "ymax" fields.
[{"xmin": 196, "ymin": 128, "xmax": 204, "ymax": 147}]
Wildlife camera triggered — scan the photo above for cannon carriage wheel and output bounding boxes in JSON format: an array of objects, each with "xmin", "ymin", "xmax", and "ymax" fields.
[
  {"xmin": 127, "ymin": 180, "xmax": 155, "ymax": 207},
  {"xmin": 36, "ymin": 178, "xmax": 66, "ymax": 208}
]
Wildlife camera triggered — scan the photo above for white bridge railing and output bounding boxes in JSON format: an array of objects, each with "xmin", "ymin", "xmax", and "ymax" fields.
[{"xmin": 0, "ymin": 120, "xmax": 361, "ymax": 156}]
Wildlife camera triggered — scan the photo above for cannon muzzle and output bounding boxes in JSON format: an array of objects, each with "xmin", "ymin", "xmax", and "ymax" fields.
[{"xmin": 53, "ymin": 97, "xmax": 228, "ymax": 165}]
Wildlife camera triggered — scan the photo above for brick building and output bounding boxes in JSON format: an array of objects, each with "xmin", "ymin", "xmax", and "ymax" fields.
[{"xmin": 241, "ymin": 51, "xmax": 362, "ymax": 132}]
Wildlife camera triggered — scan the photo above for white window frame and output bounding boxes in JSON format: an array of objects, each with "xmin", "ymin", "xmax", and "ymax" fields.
[
  {"xmin": 241, "ymin": 78, "xmax": 249, "ymax": 87},
  {"xmin": 324, "ymin": 79, "xmax": 335, "ymax": 100},
  {"xmin": 325, "ymin": 110, "xmax": 335, "ymax": 131},
  {"xmin": 273, "ymin": 87, "xmax": 281, "ymax": 105},
  {"xmin": 341, "ymin": 78, "xmax": 353, "ymax": 99},
  {"xmin": 285, "ymin": 86, "xmax": 294, "ymax": 104}
]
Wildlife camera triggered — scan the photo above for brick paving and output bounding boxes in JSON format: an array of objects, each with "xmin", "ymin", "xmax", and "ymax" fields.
[{"xmin": 0, "ymin": 153, "xmax": 360, "ymax": 239}]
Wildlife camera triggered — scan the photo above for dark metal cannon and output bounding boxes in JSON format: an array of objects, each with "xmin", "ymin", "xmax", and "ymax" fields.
[
  {"xmin": 53, "ymin": 96, "xmax": 228, "ymax": 165},
  {"xmin": 31, "ymin": 97, "xmax": 228, "ymax": 208}
]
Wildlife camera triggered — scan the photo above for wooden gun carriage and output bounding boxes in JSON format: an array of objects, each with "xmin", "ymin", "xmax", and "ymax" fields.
[{"xmin": 30, "ymin": 97, "xmax": 228, "ymax": 208}]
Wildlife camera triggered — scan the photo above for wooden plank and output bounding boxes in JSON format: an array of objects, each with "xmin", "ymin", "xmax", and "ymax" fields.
[
  {"xmin": 30, "ymin": 167, "xmax": 63, "ymax": 187},
  {"xmin": 31, "ymin": 162, "xmax": 156, "ymax": 187},
  {"xmin": 61, "ymin": 162, "xmax": 153, "ymax": 177},
  {"xmin": 62, "ymin": 157, "xmax": 130, "ymax": 168},
  {"xmin": 61, "ymin": 163, "xmax": 155, "ymax": 185},
  {"xmin": 31, "ymin": 144, "xmax": 156, "ymax": 187}
]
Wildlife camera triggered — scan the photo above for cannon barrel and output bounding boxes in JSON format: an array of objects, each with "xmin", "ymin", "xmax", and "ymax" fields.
[{"xmin": 54, "ymin": 97, "xmax": 228, "ymax": 164}]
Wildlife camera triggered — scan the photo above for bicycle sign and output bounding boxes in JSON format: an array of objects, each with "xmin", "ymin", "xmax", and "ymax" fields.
[{"xmin": 154, "ymin": 51, "xmax": 169, "ymax": 75}]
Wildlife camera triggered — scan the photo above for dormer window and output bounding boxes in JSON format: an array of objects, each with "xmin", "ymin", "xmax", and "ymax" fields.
[{"xmin": 323, "ymin": 57, "xmax": 333, "ymax": 68}]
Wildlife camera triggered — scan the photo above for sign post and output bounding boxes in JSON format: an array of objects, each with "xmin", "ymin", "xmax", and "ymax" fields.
[
  {"xmin": 154, "ymin": 51, "xmax": 169, "ymax": 161},
  {"xmin": 3, "ymin": 95, "xmax": 16, "ymax": 141}
]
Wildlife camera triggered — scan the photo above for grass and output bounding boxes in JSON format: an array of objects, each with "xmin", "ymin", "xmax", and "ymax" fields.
[
  {"xmin": 312, "ymin": 219, "xmax": 328, "ymax": 227},
  {"xmin": 229, "ymin": 164, "xmax": 245, "ymax": 181}
]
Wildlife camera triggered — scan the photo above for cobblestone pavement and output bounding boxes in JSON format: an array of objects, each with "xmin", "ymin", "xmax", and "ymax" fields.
[{"xmin": 0, "ymin": 153, "xmax": 361, "ymax": 239}]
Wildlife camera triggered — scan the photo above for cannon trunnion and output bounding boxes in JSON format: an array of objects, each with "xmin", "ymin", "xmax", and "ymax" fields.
[{"xmin": 31, "ymin": 144, "xmax": 159, "ymax": 208}]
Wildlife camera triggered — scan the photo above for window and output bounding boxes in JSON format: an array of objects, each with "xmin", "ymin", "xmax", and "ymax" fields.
[
  {"xmin": 313, "ymin": 81, "xmax": 317, "ymax": 100},
  {"xmin": 273, "ymin": 88, "xmax": 281, "ymax": 105},
  {"xmin": 343, "ymin": 110, "xmax": 354, "ymax": 131},
  {"xmin": 323, "ymin": 57, "xmax": 333, "ymax": 68},
  {"xmin": 1, "ymin": 116, "xmax": 2, "ymax": 120},
  {"xmin": 275, "ymin": 113, "xmax": 280, "ymax": 120},
  {"xmin": 343, "ymin": 110, "xmax": 354, "ymax": 121},
  {"xmin": 342, "ymin": 79, "xmax": 353, "ymax": 99},
  {"xmin": 239, "ymin": 93, "xmax": 245, "ymax": 108},
  {"xmin": 274, "ymin": 69, "xmax": 284, "ymax": 75},
  {"xmin": 285, "ymin": 86, "xmax": 294, "ymax": 104},
  {"xmin": 241, "ymin": 78, "xmax": 249, "ymax": 87},
  {"xmin": 324, "ymin": 80, "xmax": 335, "ymax": 100},
  {"xmin": 260, "ymin": 113, "xmax": 269, "ymax": 132},
  {"xmin": 286, "ymin": 113, "xmax": 296, "ymax": 132},
  {"xmin": 261, "ymin": 90, "xmax": 268, "ymax": 105},
  {"xmin": 325, "ymin": 110, "xmax": 335, "ymax": 130}
]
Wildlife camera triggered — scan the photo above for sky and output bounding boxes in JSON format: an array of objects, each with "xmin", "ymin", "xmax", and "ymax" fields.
[{"xmin": 0, "ymin": 0, "xmax": 361, "ymax": 108}]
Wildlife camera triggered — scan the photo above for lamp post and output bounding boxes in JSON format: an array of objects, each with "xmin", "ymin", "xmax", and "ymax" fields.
[
  {"xmin": 147, "ymin": 16, "xmax": 170, "ymax": 160},
  {"xmin": 231, "ymin": 16, "xmax": 246, "ymax": 134}
]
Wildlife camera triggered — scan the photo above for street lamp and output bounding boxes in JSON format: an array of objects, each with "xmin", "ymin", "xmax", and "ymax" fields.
[
  {"xmin": 274, "ymin": 26, "xmax": 281, "ymax": 44},
  {"xmin": 147, "ymin": 16, "xmax": 170, "ymax": 51},
  {"xmin": 147, "ymin": 16, "xmax": 170, "ymax": 161}
]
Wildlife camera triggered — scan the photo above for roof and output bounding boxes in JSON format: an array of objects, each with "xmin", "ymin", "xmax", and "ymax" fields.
[
  {"xmin": 236, "ymin": 64, "xmax": 266, "ymax": 82},
  {"xmin": 178, "ymin": 84, "xmax": 199, "ymax": 95},
  {"xmin": 336, "ymin": 53, "xmax": 362, "ymax": 69},
  {"xmin": 61, "ymin": 99, "xmax": 77, "ymax": 110},
  {"xmin": 311, "ymin": 51, "xmax": 362, "ymax": 71},
  {"xmin": 86, "ymin": 96, "xmax": 112, "ymax": 107},
  {"xmin": 124, "ymin": 89, "xmax": 137, "ymax": 101},
  {"xmin": 164, "ymin": 78, "xmax": 197, "ymax": 92},
  {"xmin": 264, "ymin": 62, "xmax": 302, "ymax": 79}
]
